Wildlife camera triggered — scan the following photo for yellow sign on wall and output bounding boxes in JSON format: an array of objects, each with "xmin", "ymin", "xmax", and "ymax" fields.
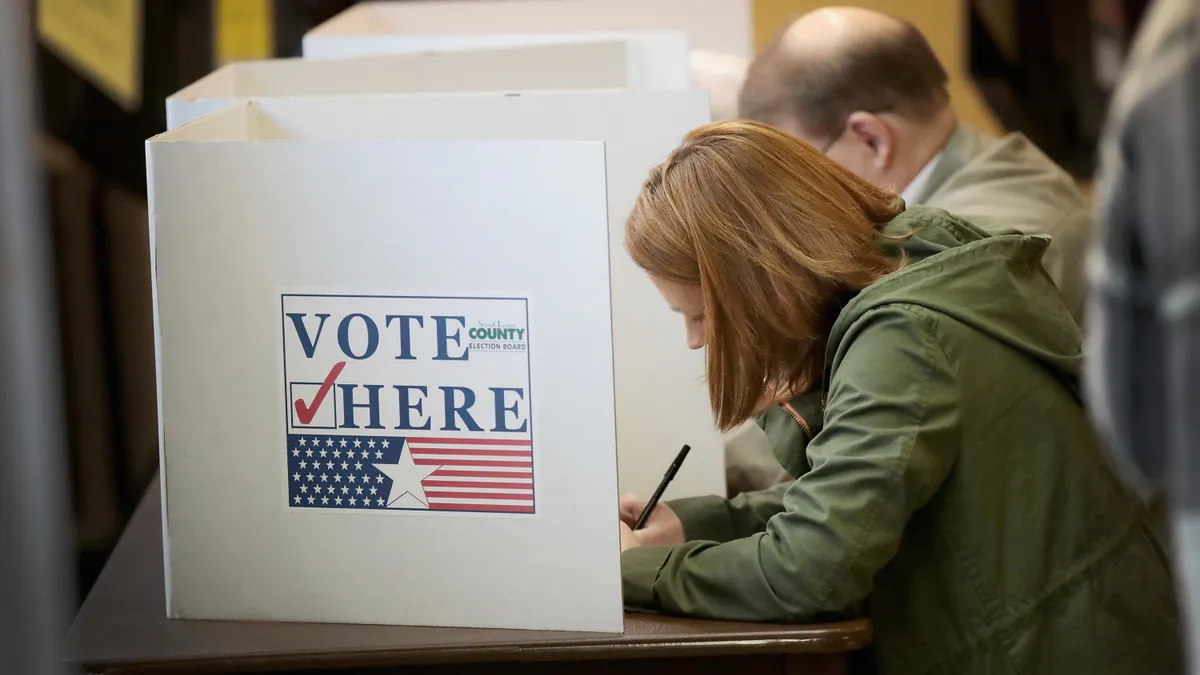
[
  {"xmin": 214, "ymin": 0, "xmax": 275, "ymax": 66},
  {"xmin": 37, "ymin": 0, "xmax": 143, "ymax": 110}
]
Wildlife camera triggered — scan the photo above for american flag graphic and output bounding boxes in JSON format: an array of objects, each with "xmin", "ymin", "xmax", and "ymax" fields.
[
  {"xmin": 286, "ymin": 433, "xmax": 534, "ymax": 514},
  {"xmin": 407, "ymin": 436, "xmax": 534, "ymax": 513}
]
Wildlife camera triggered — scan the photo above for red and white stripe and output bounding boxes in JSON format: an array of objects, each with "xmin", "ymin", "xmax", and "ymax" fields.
[{"xmin": 407, "ymin": 437, "xmax": 533, "ymax": 513}]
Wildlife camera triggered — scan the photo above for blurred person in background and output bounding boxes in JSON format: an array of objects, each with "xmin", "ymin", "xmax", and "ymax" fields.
[
  {"xmin": 1087, "ymin": 0, "xmax": 1200, "ymax": 670},
  {"xmin": 1, "ymin": 1, "xmax": 76, "ymax": 673},
  {"xmin": 728, "ymin": 6, "xmax": 1094, "ymax": 496}
]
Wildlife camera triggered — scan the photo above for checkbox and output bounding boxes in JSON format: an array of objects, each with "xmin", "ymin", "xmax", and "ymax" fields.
[{"xmin": 289, "ymin": 381, "xmax": 337, "ymax": 429}]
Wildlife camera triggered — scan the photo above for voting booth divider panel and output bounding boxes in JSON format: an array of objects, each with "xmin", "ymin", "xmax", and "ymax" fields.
[
  {"xmin": 245, "ymin": 91, "xmax": 719, "ymax": 499},
  {"xmin": 148, "ymin": 102, "xmax": 622, "ymax": 631},
  {"xmin": 296, "ymin": 0, "xmax": 764, "ymax": 490},
  {"xmin": 302, "ymin": 30, "xmax": 692, "ymax": 92},
  {"xmin": 165, "ymin": 40, "xmax": 664, "ymax": 130},
  {"xmin": 303, "ymin": 0, "xmax": 753, "ymax": 59},
  {"xmin": 162, "ymin": 88, "xmax": 722, "ymax": 503}
]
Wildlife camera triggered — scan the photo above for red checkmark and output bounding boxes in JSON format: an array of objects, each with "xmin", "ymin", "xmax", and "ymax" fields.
[{"xmin": 294, "ymin": 361, "xmax": 346, "ymax": 425}]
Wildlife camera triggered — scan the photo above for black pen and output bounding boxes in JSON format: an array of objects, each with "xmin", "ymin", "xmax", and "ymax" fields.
[{"xmin": 633, "ymin": 444, "xmax": 692, "ymax": 530}]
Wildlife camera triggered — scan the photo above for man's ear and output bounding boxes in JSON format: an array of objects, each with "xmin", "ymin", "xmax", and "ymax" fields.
[{"xmin": 845, "ymin": 111, "xmax": 894, "ymax": 171}]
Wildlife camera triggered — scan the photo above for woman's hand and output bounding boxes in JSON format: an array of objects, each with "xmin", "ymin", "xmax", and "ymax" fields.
[
  {"xmin": 618, "ymin": 493, "xmax": 685, "ymax": 550},
  {"xmin": 618, "ymin": 521, "xmax": 639, "ymax": 552}
]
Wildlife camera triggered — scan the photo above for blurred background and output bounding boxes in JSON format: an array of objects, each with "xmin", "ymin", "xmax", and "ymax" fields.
[{"xmin": 0, "ymin": 0, "xmax": 1158, "ymax": 671}]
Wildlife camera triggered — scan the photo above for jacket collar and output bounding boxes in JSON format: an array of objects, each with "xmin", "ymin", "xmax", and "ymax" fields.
[{"xmin": 907, "ymin": 124, "xmax": 987, "ymax": 204}]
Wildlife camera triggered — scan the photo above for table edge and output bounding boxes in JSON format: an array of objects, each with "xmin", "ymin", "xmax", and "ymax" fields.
[{"xmin": 75, "ymin": 619, "xmax": 873, "ymax": 675}]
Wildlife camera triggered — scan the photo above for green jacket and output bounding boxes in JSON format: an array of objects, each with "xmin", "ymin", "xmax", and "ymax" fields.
[{"xmin": 621, "ymin": 206, "xmax": 1180, "ymax": 675}]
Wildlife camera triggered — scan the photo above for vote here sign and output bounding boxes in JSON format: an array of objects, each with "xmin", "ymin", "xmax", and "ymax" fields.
[{"xmin": 280, "ymin": 293, "xmax": 534, "ymax": 515}]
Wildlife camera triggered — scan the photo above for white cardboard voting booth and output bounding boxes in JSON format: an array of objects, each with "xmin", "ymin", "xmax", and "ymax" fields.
[
  {"xmin": 305, "ymin": 0, "xmax": 753, "ymax": 58},
  {"xmin": 148, "ymin": 103, "xmax": 622, "ymax": 631},
  {"xmin": 303, "ymin": 29, "xmax": 691, "ymax": 92},
  {"xmin": 690, "ymin": 50, "xmax": 749, "ymax": 120},
  {"xmin": 181, "ymin": 90, "xmax": 723, "ymax": 501},
  {"xmin": 167, "ymin": 41, "xmax": 647, "ymax": 129}
]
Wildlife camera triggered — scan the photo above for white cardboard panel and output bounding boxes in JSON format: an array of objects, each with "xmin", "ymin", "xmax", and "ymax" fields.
[
  {"xmin": 227, "ymin": 90, "xmax": 722, "ymax": 501},
  {"xmin": 689, "ymin": 50, "xmax": 748, "ymax": 120},
  {"xmin": 167, "ymin": 41, "xmax": 639, "ymax": 130},
  {"xmin": 148, "ymin": 108, "xmax": 621, "ymax": 630},
  {"xmin": 305, "ymin": 0, "xmax": 752, "ymax": 58},
  {"xmin": 302, "ymin": 30, "xmax": 691, "ymax": 91}
]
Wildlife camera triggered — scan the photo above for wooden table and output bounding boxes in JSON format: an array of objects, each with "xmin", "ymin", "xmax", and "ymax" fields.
[{"xmin": 63, "ymin": 478, "xmax": 872, "ymax": 675}]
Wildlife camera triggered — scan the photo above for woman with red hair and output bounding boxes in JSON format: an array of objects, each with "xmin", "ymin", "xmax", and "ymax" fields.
[{"xmin": 617, "ymin": 120, "xmax": 1180, "ymax": 675}]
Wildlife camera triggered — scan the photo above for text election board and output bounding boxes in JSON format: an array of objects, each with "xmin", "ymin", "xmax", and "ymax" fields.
[{"xmin": 148, "ymin": 103, "xmax": 621, "ymax": 631}]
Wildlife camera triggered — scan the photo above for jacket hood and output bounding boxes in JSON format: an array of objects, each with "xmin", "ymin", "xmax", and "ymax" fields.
[{"xmin": 830, "ymin": 205, "xmax": 1083, "ymax": 398}]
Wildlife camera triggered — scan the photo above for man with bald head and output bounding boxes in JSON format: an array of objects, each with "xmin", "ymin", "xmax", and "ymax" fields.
[
  {"xmin": 724, "ymin": 8, "xmax": 1093, "ymax": 497},
  {"xmin": 740, "ymin": 7, "xmax": 1091, "ymax": 321}
]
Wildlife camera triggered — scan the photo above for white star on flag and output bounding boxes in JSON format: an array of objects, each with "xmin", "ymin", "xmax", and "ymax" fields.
[
  {"xmin": 373, "ymin": 441, "xmax": 440, "ymax": 509},
  {"xmin": 390, "ymin": 492, "xmax": 430, "ymax": 509}
]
